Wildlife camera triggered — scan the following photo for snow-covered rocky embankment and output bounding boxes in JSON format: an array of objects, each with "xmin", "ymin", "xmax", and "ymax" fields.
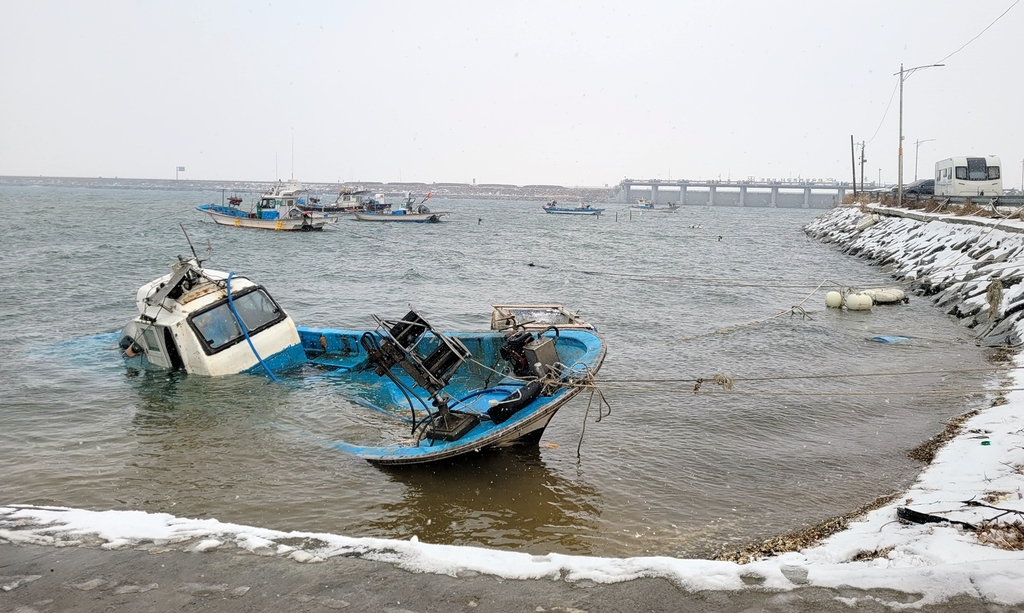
[
  {"xmin": 805, "ymin": 204, "xmax": 1024, "ymax": 347},
  {"xmin": 791, "ymin": 204, "xmax": 1024, "ymax": 605}
]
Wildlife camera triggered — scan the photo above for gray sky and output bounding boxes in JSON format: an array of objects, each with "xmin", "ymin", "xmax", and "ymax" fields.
[{"xmin": 2, "ymin": 1, "xmax": 1021, "ymax": 187}]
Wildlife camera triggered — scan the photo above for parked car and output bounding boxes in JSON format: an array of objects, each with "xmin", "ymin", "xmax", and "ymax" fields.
[{"xmin": 899, "ymin": 179, "xmax": 935, "ymax": 195}]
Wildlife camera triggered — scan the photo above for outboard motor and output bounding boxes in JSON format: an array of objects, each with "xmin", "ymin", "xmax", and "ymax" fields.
[{"xmin": 499, "ymin": 329, "xmax": 535, "ymax": 377}]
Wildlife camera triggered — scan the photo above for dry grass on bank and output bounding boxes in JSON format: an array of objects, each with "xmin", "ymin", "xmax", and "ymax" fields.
[{"xmin": 842, "ymin": 193, "xmax": 1024, "ymax": 221}]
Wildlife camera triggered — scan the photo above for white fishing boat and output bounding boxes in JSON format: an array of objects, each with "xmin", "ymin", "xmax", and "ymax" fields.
[
  {"xmin": 197, "ymin": 179, "xmax": 338, "ymax": 231},
  {"xmin": 352, "ymin": 192, "xmax": 448, "ymax": 223},
  {"xmin": 630, "ymin": 198, "xmax": 680, "ymax": 213},
  {"xmin": 299, "ymin": 186, "xmax": 383, "ymax": 214}
]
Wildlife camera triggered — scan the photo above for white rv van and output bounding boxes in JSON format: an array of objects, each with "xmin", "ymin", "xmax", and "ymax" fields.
[{"xmin": 934, "ymin": 156, "xmax": 1002, "ymax": 197}]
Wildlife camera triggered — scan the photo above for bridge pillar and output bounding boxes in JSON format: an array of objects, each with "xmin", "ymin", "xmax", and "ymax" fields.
[
  {"xmin": 651, "ymin": 184, "xmax": 659, "ymax": 204},
  {"xmin": 770, "ymin": 187, "xmax": 778, "ymax": 208},
  {"xmin": 739, "ymin": 186, "xmax": 746, "ymax": 207},
  {"xmin": 803, "ymin": 187, "xmax": 810, "ymax": 209},
  {"xmin": 623, "ymin": 184, "xmax": 631, "ymax": 203},
  {"xmin": 709, "ymin": 185, "xmax": 716, "ymax": 206},
  {"xmin": 680, "ymin": 185, "xmax": 687, "ymax": 206}
]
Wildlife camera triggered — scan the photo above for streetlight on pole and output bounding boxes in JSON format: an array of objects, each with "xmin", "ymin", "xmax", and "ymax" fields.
[
  {"xmin": 896, "ymin": 63, "xmax": 943, "ymax": 205},
  {"xmin": 914, "ymin": 138, "xmax": 935, "ymax": 181}
]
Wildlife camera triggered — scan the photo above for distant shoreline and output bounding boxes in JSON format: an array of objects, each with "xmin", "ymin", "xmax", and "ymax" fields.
[{"xmin": 0, "ymin": 175, "xmax": 618, "ymax": 202}]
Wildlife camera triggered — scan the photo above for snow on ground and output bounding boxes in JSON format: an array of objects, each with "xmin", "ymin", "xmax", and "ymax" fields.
[{"xmin": 3, "ymin": 204, "xmax": 1024, "ymax": 609}]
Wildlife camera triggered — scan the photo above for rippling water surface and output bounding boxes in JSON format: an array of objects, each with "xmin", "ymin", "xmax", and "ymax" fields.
[{"xmin": 0, "ymin": 186, "xmax": 997, "ymax": 557}]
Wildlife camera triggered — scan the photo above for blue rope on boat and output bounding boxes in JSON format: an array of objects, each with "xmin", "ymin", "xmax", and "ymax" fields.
[{"xmin": 226, "ymin": 271, "xmax": 278, "ymax": 382}]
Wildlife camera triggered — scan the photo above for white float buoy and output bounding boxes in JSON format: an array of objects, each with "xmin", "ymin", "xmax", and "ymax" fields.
[
  {"xmin": 861, "ymin": 287, "xmax": 907, "ymax": 305},
  {"xmin": 844, "ymin": 293, "xmax": 873, "ymax": 311},
  {"xmin": 825, "ymin": 291, "xmax": 844, "ymax": 308}
]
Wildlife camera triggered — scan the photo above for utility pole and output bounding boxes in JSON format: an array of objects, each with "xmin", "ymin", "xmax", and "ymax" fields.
[
  {"xmin": 859, "ymin": 142, "xmax": 867, "ymax": 192},
  {"xmin": 850, "ymin": 135, "xmax": 857, "ymax": 196},
  {"xmin": 896, "ymin": 62, "xmax": 943, "ymax": 205},
  {"xmin": 914, "ymin": 138, "xmax": 936, "ymax": 181}
]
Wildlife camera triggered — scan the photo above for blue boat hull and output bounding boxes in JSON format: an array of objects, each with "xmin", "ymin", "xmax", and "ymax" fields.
[
  {"xmin": 543, "ymin": 207, "xmax": 604, "ymax": 216},
  {"xmin": 293, "ymin": 326, "xmax": 605, "ymax": 465}
]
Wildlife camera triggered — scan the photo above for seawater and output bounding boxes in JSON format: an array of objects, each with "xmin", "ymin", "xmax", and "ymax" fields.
[{"xmin": 0, "ymin": 186, "xmax": 997, "ymax": 558}]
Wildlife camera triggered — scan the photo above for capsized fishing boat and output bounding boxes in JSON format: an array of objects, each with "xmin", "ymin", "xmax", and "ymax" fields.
[
  {"xmin": 353, "ymin": 192, "xmax": 449, "ymax": 223},
  {"xmin": 542, "ymin": 200, "xmax": 605, "ymax": 216},
  {"xmin": 197, "ymin": 179, "xmax": 338, "ymax": 230},
  {"xmin": 118, "ymin": 253, "xmax": 605, "ymax": 465}
]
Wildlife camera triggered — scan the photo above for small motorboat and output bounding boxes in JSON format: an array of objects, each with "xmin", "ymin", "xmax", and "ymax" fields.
[
  {"xmin": 298, "ymin": 187, "xmax": 391, "ymax": 214},
  {"xmin": 197, "ymin": 179, "xmax": 338, "ymax": 231},
  {"xmin": 542, "ymin": 201, "xmax": 605, "ymax": 216},
  {"xmin": 118, "ymin": 252, "xmax": 605, "ymax": 465},
  {"xmin": 630, "ymin": 198, "xmax": 679, "ymax": 213},
  {"xmin": 353, "ymin": 192, "xmax": 449, "ymax": 223}
]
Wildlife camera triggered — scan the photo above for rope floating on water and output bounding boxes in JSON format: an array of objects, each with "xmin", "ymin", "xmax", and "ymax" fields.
[
  {"xmin": 598, "ymin": 364, "xmax": 1014, "ymax": 384},
  {"xmin": 680, "ymin": 279, "xmax": 830, "ymax": 341}
]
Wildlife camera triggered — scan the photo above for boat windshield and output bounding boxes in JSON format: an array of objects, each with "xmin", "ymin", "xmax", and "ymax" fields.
[{"xmin": 188, "ymin": 287, "xmax": 286, "ymax": 353}]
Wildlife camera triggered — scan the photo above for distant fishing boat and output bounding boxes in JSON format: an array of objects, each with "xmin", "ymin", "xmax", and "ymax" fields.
[
  {"xmin": 542, "ymin": 200, "xmax": 605, "ymax": 216},
  {"xmin": 630, "ymin": 198, "xmax": 680, "ymax": 213},
  {"xmin": 197, "ymin": 179, "xmax": 337, "ymax": 231},
  {"xmin": 353, "ymin": 192, "xmax": 448, "ymax": 223},
  {"xmin": 299, "ymin": 186, "xmax": 376, "ymax": 214}
]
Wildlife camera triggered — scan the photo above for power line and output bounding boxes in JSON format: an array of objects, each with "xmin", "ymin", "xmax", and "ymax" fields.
[
  {"xmin": 864, "ymin": 1, "xmax": 1018, "ymax": 145},
  {"xmin": 866, "ymin": 79, "xmax": 900, "ymax": 145},
  {"xmin": 935, "ymin": 0, "xmax": 1019, "ymax": 65}
]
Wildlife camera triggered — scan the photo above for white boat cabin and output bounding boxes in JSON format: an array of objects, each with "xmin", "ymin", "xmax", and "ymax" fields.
[{"xmin": 119, "ymin": 259, "xmax": 303, "ymax": 376}]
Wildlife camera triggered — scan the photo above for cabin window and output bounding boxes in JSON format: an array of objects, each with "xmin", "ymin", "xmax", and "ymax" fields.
[
  {"xmin": 188, "ymin": 287, "xmax": 286, "ymax": 355},
  {"xmin": 231, "ymin": 288, "xmax": 283, "ymax": 331},
  {"xmin": 966, "ymin": 158, "xmax": 987, "ymax": 180},
  {"xmin": 955, "ymin": 166, "xmax": 968, "ymax": 180},
  {"xmin": 988, "ymin": 166, "xmax": 1001, "ymax": 180},
  {"xmin": 191, "ymin": 305, "xmax": 243, "ymax": 351},
  {"xmin": 143, "ymin": 327, "xmax": 161, "ymax": 351}
]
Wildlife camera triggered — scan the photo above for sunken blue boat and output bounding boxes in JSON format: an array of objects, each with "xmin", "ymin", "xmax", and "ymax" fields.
[{"xmin": 118, "ymin": 256, "xmax": 605, "ymax": 465}]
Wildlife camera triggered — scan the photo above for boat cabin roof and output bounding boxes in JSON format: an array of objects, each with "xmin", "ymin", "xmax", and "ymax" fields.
[{"xmin": 490, "ymin": 304, "xmax": 595, "ymax": 331}]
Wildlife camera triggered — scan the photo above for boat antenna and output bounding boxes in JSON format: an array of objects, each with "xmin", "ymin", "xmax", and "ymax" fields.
[
  {"xmin": 179, "ymin": 222, "xmax": 205, "ymax": 265},
  {"xmin": 291, "ymin": 129, "xmax": 294, "ymax": 180}
]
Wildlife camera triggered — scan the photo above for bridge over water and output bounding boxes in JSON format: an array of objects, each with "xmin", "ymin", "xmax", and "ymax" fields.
[{"xmin": 620, "ymin": 179, "xmax": 853, "ymax": 209}]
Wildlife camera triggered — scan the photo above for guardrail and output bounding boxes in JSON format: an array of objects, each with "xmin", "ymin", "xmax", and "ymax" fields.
[{"xmin": 866, "ymin": 193, "xmax": 1024, "ymax": 209}]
